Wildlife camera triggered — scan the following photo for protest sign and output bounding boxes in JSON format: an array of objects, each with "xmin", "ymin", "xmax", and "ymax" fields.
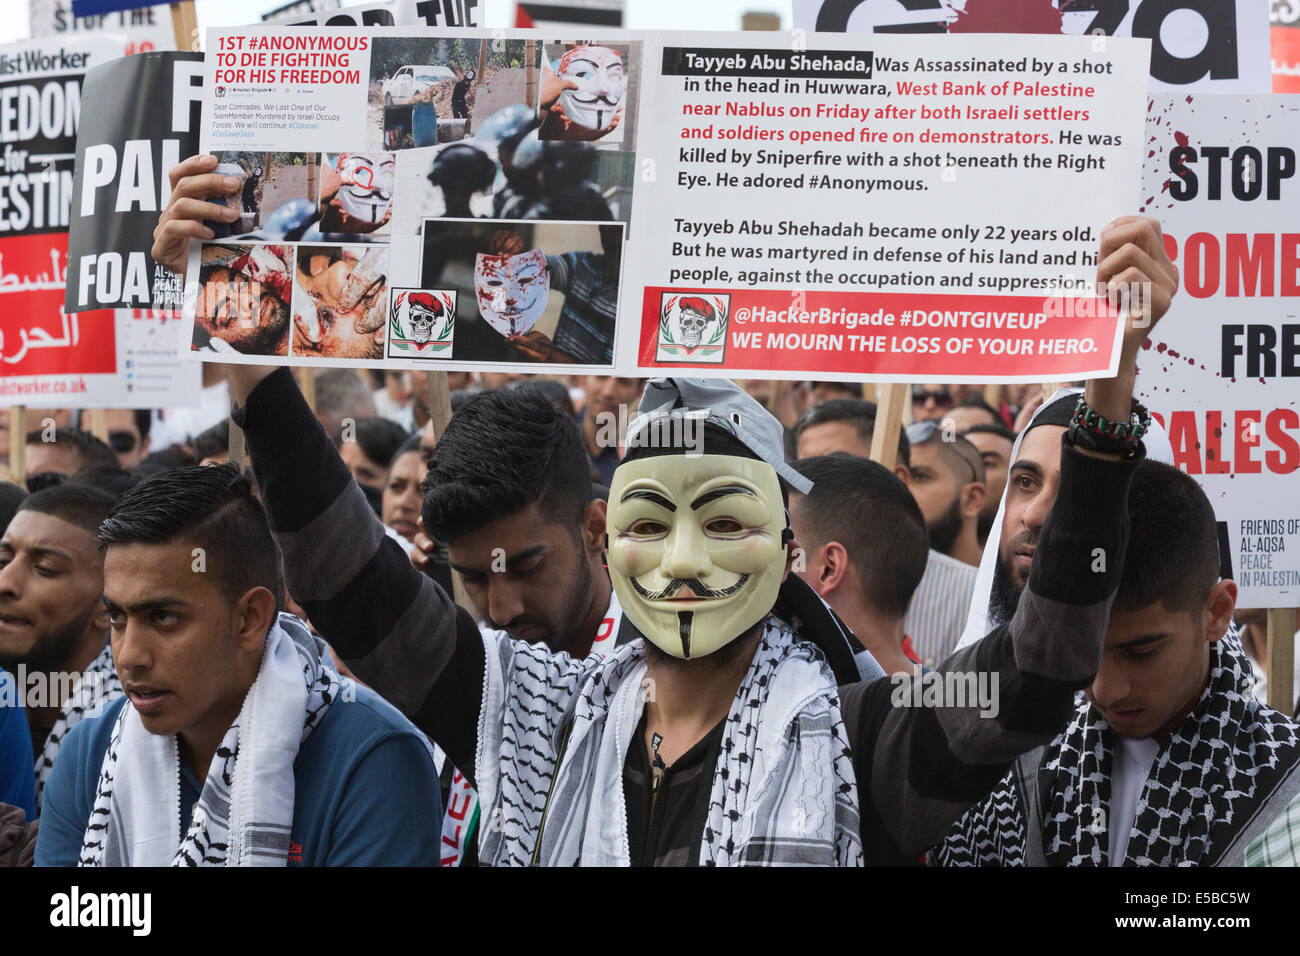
[
  {"xmin": 628, "ymin": 31, "xmax": 1149, "ymax": 382},
  {"xmin": 793, "ymin": 0, "xmax": 1272, "ymax": 93},
  {"xmin": 1133, "ymin": 94, "xmax": 1300, "ymax": 608},
  {"xmin": 0, "ymin": 35, "xmax": 127, "ymax": 399},
  {"xmin": 183, "ymin": 26, "xmax": 1146, "ymax": 381},
  {"xmin": 1275, "ymin": 0, "xmax": 1300, "ymax": 92},
  {"xmin": 269, "ymin": 0, "xmax": 482, "ymax": 27},
  {"xmin": 514, "ymin": 1, "xmax": 624, "ymax": 29},
  {"xmin": 0, "ymin": 309, "xmax": 200, "ymax": 408},
  {"xmin": 66, "ymin": 51, "xmax": 204, "ymax": 314},
  {"xmin": 30, "ymin": 0, "xmax": 177, "ymax": 55},
  {"xmin": 188, "ymin": 27, "xmax": 637, "ymax": 372}
]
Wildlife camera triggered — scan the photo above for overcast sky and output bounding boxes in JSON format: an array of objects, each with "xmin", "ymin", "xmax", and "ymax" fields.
[{"xmin": 2, "ymin": 0, "xmax": 790, "ymax": 44}]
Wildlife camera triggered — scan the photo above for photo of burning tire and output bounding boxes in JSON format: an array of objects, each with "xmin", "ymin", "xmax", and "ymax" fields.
[{"xmin": 291, "ymin": 245, "xmax": 389, "ymax": 360}]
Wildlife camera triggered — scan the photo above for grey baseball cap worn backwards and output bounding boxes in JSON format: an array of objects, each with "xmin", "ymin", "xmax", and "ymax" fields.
[{"xmin": 626, "ymin": 378, "xmax": 813, "ymax": 494}]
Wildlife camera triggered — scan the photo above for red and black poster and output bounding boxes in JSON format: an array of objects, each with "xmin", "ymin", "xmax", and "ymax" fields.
[
  {"xmin": 0, "ymin": 34, "xmax": 122, "ymax": 396},
  {"xmin": 66, "ymin": 51, "xmax": 204, "ymax": 313}
]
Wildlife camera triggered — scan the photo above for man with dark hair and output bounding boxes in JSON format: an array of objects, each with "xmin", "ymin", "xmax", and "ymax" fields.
[
  {"xmin": 24, "ymin": 429, "xmax": 119, "ymax": 479},
  {"xmin": 936, "ymin": 461, "xmax": 1300, "ymax": 866},
  {"xmin": 409, "ymin": 382, "xmax": 620, "ymax": 864},
  {"xmin": 102, "ymin": 410, "xmax": 152, "ymax": 470},
  {"xmin": 422, "ymin": 386, "xmax": 610, "ymax": 656},
  {"xmin": 193, "ymin": 419, "xmax": 230, "ymax": 466},
  {"xmin": 790, "ymin": 454, "xmax": 928, "ymax": 677},
  {"xmin": 961, "ymin": 421, "xmax": 1015, "ymax": 547},
  {"xmin": 791, "ymin": 400, "xmax": 975, "ymax": 668},
  {"xmin": 0, "ymin": 482, "xmax": 27, "ymax": 537},
  {"xmin": 792, "ymin": 398, "xmax": 909, "ymax": 476},
  {"xmin": 904, "ymin": 425, "xmax": 987, "ymax": 568},
  {"xmin": 0, "ymin": 485, "xmax": 122, "ymax": 812},
  {"xmin": 35, "ymin": 465, "xmax": 440, "ymax": 866}
]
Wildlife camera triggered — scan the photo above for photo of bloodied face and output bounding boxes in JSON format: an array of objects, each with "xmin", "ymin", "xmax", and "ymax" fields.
[
  {"xmin": 320, "ymin": 152, "xmax": 396, "ymax": 236},
  {"xmin": 192, "ymin": 243, "xmax": 293, "ymax": 355},
  {"xmin": 473, "ymin": 246, "xmax": 550, "ymax": 338},
  {"xmin": 291, "ymin": 245, "xmax": 389, "ymax": 359}
]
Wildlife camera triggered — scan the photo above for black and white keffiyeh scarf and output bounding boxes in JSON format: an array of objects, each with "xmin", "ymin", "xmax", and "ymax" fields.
[
  {"xmin": 78, "ymin": 614, "xmax": 339, "ymax": 867},
  {"xmin": 477, "ymin": 615, "xmax": 863, "ymax": 866},
  {"xmin": 35, "ymin": 641, "xmax": 123, "ymax": 812},
  {"xmin": 935, "ymin": 631, "xmax": 1300, "ymax": 866}
]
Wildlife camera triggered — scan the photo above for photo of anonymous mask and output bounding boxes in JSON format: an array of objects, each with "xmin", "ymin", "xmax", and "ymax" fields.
[
  {"xmin": 606, "ymin": 454, "xmax": 788, "ymax": 659},
  {"xmin": 473, "ymin": 247, "xmax": 550, "ymax": 337},
  {"xmin": 557, "ymin": 45, "xmax": 625, "ymax": 133},
  {"xmin": 333, "ymin": 152, "xmax": 396, "ymax": 224}
]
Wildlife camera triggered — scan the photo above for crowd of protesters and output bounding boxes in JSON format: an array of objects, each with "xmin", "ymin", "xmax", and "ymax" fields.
[{"xmin": 0, "ymin": 174, "xmax": 1296, "ymax": 868}]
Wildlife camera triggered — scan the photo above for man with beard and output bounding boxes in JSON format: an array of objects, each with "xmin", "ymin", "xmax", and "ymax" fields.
[
  {"xmin": 904, "ymin": 424, "xmax": 986, "ymax": 569},
  {"xmin": 403, "ymin": 385, "xmax": 625, "ymax": 865},
  {"xmin": 194, "ymin": 247, "xmax": 292, "ymax": 356},
  {"xmin": 935, "ymin": 461, "xmax": 1300, "ymax": 866},
  {"xmin": 0, "ymin": 486, "xmax": 122, "ymax": 812}
]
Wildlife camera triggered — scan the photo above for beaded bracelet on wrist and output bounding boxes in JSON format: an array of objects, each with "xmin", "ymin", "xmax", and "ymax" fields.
[{"xmin": 1072, "ymin": 395, "xmax": 1150, "ymax": 443}]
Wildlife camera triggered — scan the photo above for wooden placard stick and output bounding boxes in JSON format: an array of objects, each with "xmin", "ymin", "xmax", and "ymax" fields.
[
  {"xmin": 1268, "ymin": 607, "xmax": 1298, "ymax": 716},
  {"xmin": 870, "ymin": 383, "xmax": 907, "ymax": 472},
  {"xmin": 170, "ymin": 1, "xmax": 198, "ymax": 52},
  {"xmin": 8, "ymin": 406, "xmax": 25, "ymax": 486},
  {"xmin": 88, "ymin": 408, "xmax": 108, "ymax": 443}
]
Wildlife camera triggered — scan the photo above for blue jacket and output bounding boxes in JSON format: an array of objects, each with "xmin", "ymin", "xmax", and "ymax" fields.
[
  {"xmin": 0, "ymin": 668, "xmax": 35, "ymax": 820},
  {"xmin": 35, "ymin": 685, "xmax": 440, "ymax": 866}
]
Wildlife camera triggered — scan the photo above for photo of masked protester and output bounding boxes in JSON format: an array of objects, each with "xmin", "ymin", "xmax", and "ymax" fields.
[
  {"xmin": 391, "ymin": 105, "xmax": 632, "ymax": 234},
  {"xmin": 419, "ymin": 219, "xmax": 623, "ymax": 366},
  {"xmin": 291, "ymin": 245, "xmax": 389, "ymax": 360},
  {"xmin": 319, "ymin": 152, "xmax": 396, "ymax": 237},
  {"xmin": 539, "ymin": 43, "xmax": 633, "ymax": 147},
  {"xmin": 366, "ymin": 37, "xmax": 532, "ymax": 151},
  {"xmin": 207, "ymin": 153, "xmax": 318, "ymax": 239},
  {"xmin": 191, "ymin": 243, "xmax": 293, "ymax": 356}
]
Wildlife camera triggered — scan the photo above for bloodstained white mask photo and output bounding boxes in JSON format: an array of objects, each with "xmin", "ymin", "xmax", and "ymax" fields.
[
  {"xmin": 557, "ymin": 45, "xmax": 625, "ymax": 133},
  {"xmin": 474, "ymin": 248, "xmax": 550, "ymax": 337}
]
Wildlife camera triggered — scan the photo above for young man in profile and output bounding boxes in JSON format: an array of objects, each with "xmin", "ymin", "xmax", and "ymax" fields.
[
  {"xmin": 935, "ymin": 462, "xmax": 1300, "ymax": 866},
  {"xmin": 0, "ymin": 486, "xmax": 122, "ymax": 812},
  {"xmin": 789, "ymin": 454, "xmax": 928, "ymax": 677},
  {"xmin": 35, "ymin": 466, "xmax": 440, "ymax": 866}
]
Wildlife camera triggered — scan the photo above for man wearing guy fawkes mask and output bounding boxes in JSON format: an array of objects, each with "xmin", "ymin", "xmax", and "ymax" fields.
[{"xmin": 228, "ymin": 369, "xmax": 1142, "ymax": 865}]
